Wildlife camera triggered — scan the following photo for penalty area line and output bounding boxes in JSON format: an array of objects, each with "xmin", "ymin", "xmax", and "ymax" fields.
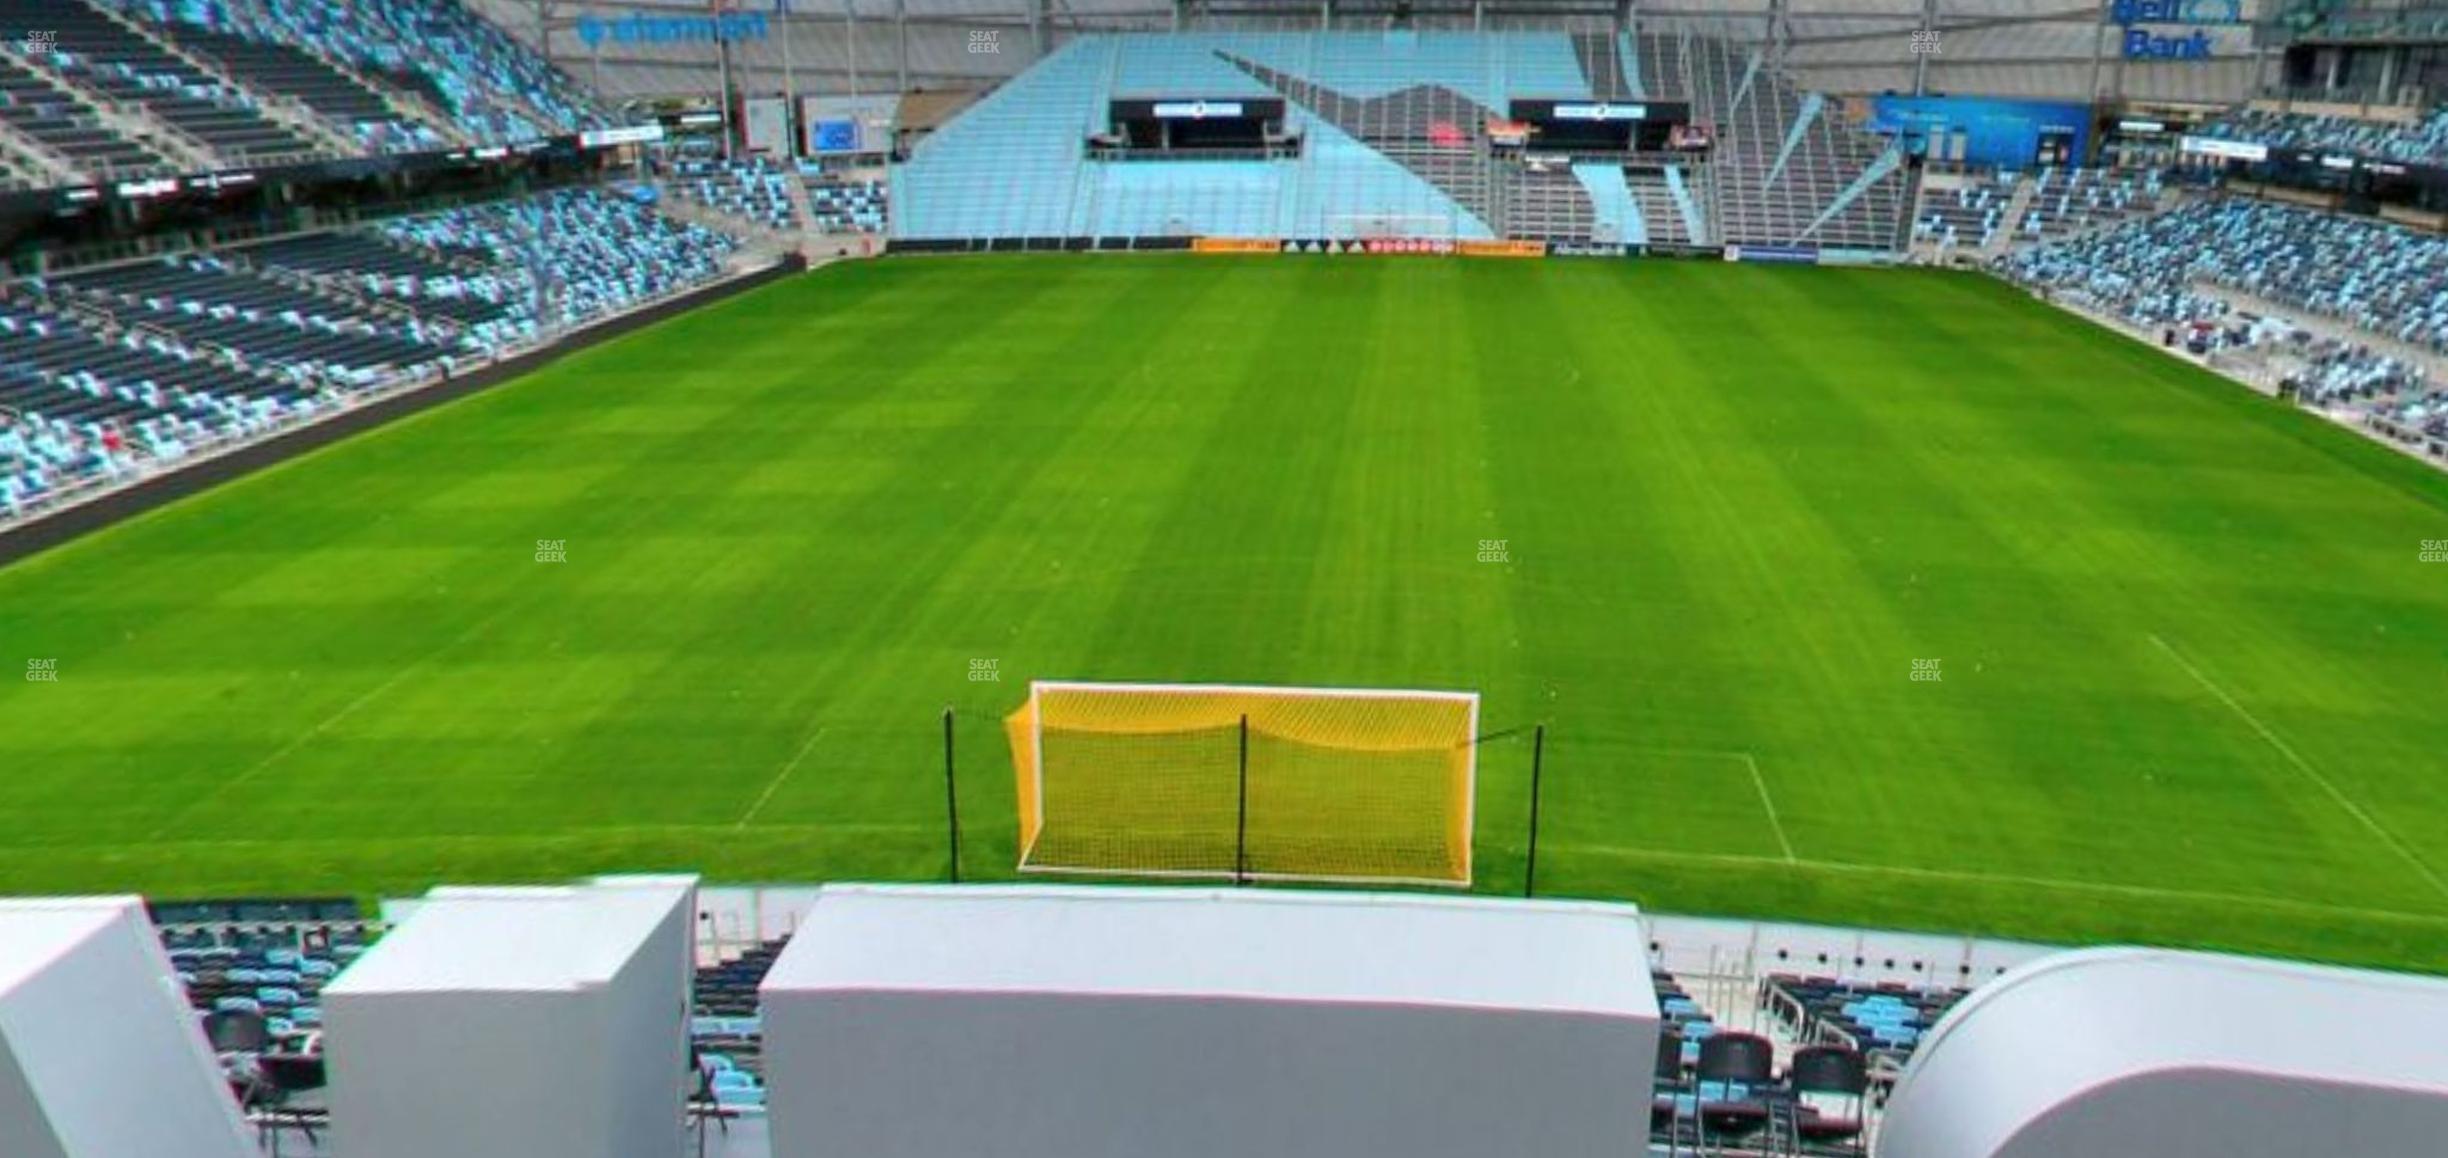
[
  {"xmin": 145, "ymin": 599, "xmax": 525, "ymax": 841},
  {"xmin": 2147, "ymin": 632, "xmax": 2448, "ymax": 901},
  {"xmin": 1576, "ymin": 846, "xmax": 2448, "ymax": 928},
  {"xmin": 1634, "ymin": 747, "xmax": 1797, "ymax": 865},
  {"xmin": 737, "ymin": 725, "xmax": 825, "ymax": 828}
]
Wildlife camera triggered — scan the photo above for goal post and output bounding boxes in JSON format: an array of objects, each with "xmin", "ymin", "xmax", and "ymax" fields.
[{"xmin": 1007, "ymin": 681, "xmax": 1478, "ymax": 887}]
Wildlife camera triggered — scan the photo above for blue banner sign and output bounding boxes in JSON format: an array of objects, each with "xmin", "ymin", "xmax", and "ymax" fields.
[{"xmin": 576, "ymin": 12, "xmax": 770, "ymax": 47}]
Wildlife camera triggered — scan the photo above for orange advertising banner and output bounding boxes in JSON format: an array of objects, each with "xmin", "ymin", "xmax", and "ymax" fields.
[
  {"xmin": 1457, "ymin": 239, "xmax": 1547, "ymax": 258},
  {"xmin": 1192, "ymin": 238, "xmax": 1281, "ymax": 254}
]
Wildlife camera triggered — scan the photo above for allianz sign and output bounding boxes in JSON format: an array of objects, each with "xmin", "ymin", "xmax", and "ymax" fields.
[{"xmin": 2123, "ymin": 27, "xmax": 2215, "ymax": 59}]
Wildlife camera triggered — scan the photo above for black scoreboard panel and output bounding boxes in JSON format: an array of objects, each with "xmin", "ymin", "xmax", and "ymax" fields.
[
  {"xmin": 1109, "ymin": 98, "xmax": 1288, "ymax": 122},
  {"xmin": 1506, "ymin": 100, "xmax": 1694, "ymax": 151},
  {"xmin": 1108, "ymin": 98, "xmax": 1288, "ymax": 149}
]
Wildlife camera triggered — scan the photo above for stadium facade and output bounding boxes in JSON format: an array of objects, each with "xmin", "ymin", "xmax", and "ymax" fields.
[{"xmin": 480, "ymin": 0, "xmax": 2275, "ymax": 107}]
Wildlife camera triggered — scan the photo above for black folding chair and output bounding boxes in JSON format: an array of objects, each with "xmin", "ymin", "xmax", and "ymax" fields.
[
  {"xmin": 1788, "ymin": 1045, "xmax": 1869, "ymax": 1155},
  {"xmin": 1695, "ymin": 1031, "xmax": 1775, "ymax": 1153},
  {"xmin": 248, "ymin": 1053, "xmax": 327, "ymax": 1158},
  {"xmin": 1652, "ymin": 1031, "xmax": 1687, "ymax": 1141}
]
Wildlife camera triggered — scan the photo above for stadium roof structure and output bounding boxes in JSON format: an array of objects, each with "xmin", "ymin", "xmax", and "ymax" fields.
[
  {"xmin": 476, "ymin": 0, "xmax": 2266, "ymax": 104},
  {"xmin": 1880, "ymin": 947, "xmax": 2448, "ymax": 1158}
]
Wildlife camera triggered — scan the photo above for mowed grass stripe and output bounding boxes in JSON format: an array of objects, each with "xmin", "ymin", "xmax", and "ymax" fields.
[
  {"xmin": 2, "ymin": 256, "xmax": 2446, "ymax": 970},
  {"xmin": 1689, "ymin": 268, "xmax": 2434, "ymax": 911}
]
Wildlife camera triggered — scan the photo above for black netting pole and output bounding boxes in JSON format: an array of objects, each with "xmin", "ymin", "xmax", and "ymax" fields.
[
  {"xmin": 1235, "ymin": 713, "xmax": 1251, "ymax": 887},
  {"xmin": 943, "ymin": 706, "xmax": 962, "ymax": 884},
  {"xmin": 1524, "ymin": 724, "xmax": 1546, "ymax": 899}
]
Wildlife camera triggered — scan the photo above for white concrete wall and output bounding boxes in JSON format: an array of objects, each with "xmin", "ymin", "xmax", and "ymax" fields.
[
  {"xmin": 0, "ymin": 899, "xmax": 253, "ymax": 1158},
  {"xmin": 325, "ymin": 877, "xmax": 695, "ymax": 1158},
  {"xmin": 760, "ymin": 886, "xmax": 1657, "ymax": 1158},
  {"xmin": 771, "ymin": 987, "xmax": 1651, "ymax": 1158}
]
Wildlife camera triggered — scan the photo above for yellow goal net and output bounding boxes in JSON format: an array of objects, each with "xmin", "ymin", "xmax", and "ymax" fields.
[{"xmin": 1006, "ymin": 681, "xmax": 1478, "ymax": 886}]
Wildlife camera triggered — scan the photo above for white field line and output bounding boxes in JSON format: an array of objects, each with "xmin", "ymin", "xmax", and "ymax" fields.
[
  {"xmin": 146, "ymin": 600, "xmax": 522, "ymax": 840},
  {"xmin": 1574, "ymin": 844, "xmax": 2448, "ymax": 927},
  {"xmin": 1633, "ymin": 747, "xmax": 1798, "ymax": 864},
  {"xmin": 2147, "ymin": 633, "xmax": 2448, "ymax": 901},
  {"xmin": 737, "ymin": 726, "xmax": 827, "ymax": 828}
]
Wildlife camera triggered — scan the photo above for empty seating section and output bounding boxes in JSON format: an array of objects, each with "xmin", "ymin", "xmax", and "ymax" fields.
[
  {"xmin": 0, "ymin": 0, "xmax": 607, "ymax": 187},
  {"xmin": 893, "ymin": 36, "xmax": 1115, "ymax": 239},
  {"xmin": 60, "ymin": 253, "xmax": 451, "ymax": 383},
  {"xmin": 1653, "ymin": 969, "xmax": 1875, "ymax": 1154},
  {"xmin": 2, "ymin": 0, "xmax": 314, "ymax": 161},
  {"xmin": 2001, "ymin": 198, "xmax": 2448, "ymax": 356},
  {"xmin": 2, "ymin": 187, "xmax": 740, "ymax": 520},
  {"xmin": 2385, "ymin": 388, "xmax": 2448, "ymax": 442},
  {"xmin": 1628, "ymin": 170, "xmax": 1692, "ymax": 244},
  {"xmin": 1090, "ymin": 159, "xmax": 1284, "ymax": 238},
  {"xmin": 671, "ymin": 156, "xmax": 801, "ymax": 232},
  {"xmin": 1502, "ymin": 34, "xmax": 1592, "ymax": 101},
  {"xmin": 0, "ymin": 53, "xmax": 165, "ymax": 174},
  {"xmin": 106, "ymin": 2, "xmax": 446, "ymax": 153},
  {"xmin": 1999, "ymin": 198, "xmax": 2436, "ymax": 439},
  {"xmin": 1571, "ymin": 31, "xmax": 1635, "ymax": 101},
  {"xmin": 153, "ymin": 897, "xmax": 374, "ymax": 1050},
  {"xmin": 1682, "ymin": 36, "xmax": 1905, "ymax": 250},
  {"xmin": 2015, "ymin": 166, "xmax": 2162, "ymax": 240},
  {"xmin": 371, "ymin": 188, "xmax": 740, "ymax": 336},
  {"xmin": 800, "ymin": 170, "xmax": 886, "ymax": 234},
  {"xmin": 1662, "ymin": 165, "xmax": 1707, "ymax": 243},
  {"xmin": 1914, "ymin": 171, "xmax": 2012, "ymax": 252},
  {"xmin": 2198, "ymin": 104, "xmax": 2448, "ymax": 165},
  {"xmin": 1636, "ymin": 32, "xmax": 1685, "ymax": 101},
  {"xmin": 693, "ymin": 937, "xmax": 785, "ymax": 1111},
  {"xmin": 1507, "ymin": 162, "xmax": 1597, "ymax": 242},
  {"xmin": 0, "ymin": 290, "xmax": 327, "ymax": 514},
  {"xmin": 187, "ymin": 0, "xmax": 605, "ymax": 144},
  {"xmin": 1761, "ymin": 973, "xmax": 1965, "ymax": 1068},
  {"xmin": 242, "ymin": 229, "xmax": 517, "ymax": 340},
  {"xmin": 893, "ymin": 30, "xmax": 1902, "ymax": 248},
  {"xmin": 1571, "ymin": 160, "xmax": 1643, "ymax": 244}
]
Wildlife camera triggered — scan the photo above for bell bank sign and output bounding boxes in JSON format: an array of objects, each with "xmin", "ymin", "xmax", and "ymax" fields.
[
  {"xmin": 2123, "ymin": 27, "xmax": 2215, "ymax": 58},
  {"xmin": 2112, "ymin": 0, "xmax": 2238, "ymax": 58}
]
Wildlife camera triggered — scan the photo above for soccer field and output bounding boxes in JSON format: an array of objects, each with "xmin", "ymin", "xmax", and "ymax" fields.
[{"xmin": 5, "ymin": 255, "xmax": 2446, "ymax": 969}]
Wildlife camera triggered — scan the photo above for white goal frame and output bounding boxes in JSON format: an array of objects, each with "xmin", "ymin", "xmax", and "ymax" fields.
[
  {"xmin": 1016, "ymin": 680, "xmax": 1480, "ymax": 888},
  {"xmin": 1326, "ymin": 212, "xmax": 1465, "ymax": 243}
]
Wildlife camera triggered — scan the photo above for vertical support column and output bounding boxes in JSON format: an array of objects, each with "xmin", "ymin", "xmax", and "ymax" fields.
[
  {"xmin": 782, "ymin": 0, "xmax": 800, "ymax": 149},
  {"xmin": 1915, "ymin": 0, "xmax": 1938, "ymax": 96},
  {"xmin": 2110, "ymin": 0, "xmax": 2134, "ymax": 102},
  {"xmin": 2086, "ymin": 0, "xmax": 2111, "ymax": 110}
]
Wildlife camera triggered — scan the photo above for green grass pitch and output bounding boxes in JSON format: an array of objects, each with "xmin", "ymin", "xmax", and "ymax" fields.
[{"xmin": 4, "ymin": 255, "xmax": 2447, "ymax": 970}]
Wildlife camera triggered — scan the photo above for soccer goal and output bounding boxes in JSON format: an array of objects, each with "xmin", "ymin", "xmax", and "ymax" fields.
[
  {"xmin": 1328, "ymin": 212, "xmax": 1463, "ymax": 244},
  {"xmin": 1006, "ymin": 681, "xmax": 1478, "ymax": 887}
]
